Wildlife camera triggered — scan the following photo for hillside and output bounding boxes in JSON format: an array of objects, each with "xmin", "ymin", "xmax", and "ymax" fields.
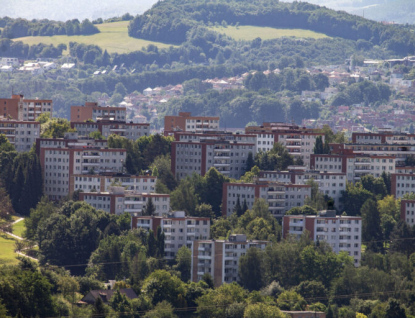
[
  {"xmin": 13, "ymin": 21, "xmax": 176, "ymax": 54},
  {"xmin": 128, "ymin": 0, "xmax": 415, "ymax": 56}
]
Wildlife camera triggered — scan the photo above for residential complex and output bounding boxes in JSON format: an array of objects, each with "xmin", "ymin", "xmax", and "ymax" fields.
[
  {"xmin": 171, "ymin": 131, "xmax": 256, "ymax": 180},
  {"xmin": 131, "ymin": 211, "xmax": 210, "ymax": 259},
  {"xmin": 70, "ymin": 102, "xmax": 126, "ymax": 122},
  {"xmin": 71, "ymin": 120, "xmax": 150, "ymax": 140},
  {"xmin": 71, "ymin": 173, "xmax": 156, "ymax": 195},
  {"xmin": 222, "ymin": 180, "xmax": 311, "ymax": 218},
  {"xmin": 1, "ymin": 94, "xmax": 53, "ymax": 121},
  {"xmin": 79, "ymin": 186, "xmax": 170, "ymax": 216},
  {"xmin": 191, "ymin": 234, "xmax": 269, "ymax": 287},
  {"xmin": 164, "ymin": 112, "xmax": 220, "ymax": 135},
  {"xmin": 400, "ymin": 199, "xmax": 415, "ymax": 225},
  {"xmin": 0, "ymin": 119, "xmax": 40, "ymax": 151},
  {"xmin": 282, "ymin": 211, "xmax": 362, "ymax": 265},
  {"xmin": 245, "ymin": 123, "xmax": 325, "ymax": 166},
  {"xmin": 36, "ymin": 133, "xmax": 126, "ymax": 200}
]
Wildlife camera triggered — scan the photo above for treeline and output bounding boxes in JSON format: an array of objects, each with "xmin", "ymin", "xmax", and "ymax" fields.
[
  {"xmin": 0, "ymin": 38, "xmax": 66, "ymax": 59},
  {"xmin": 0, "ymin": 17, "xmax": 99, "ymax": 38},
  {"xmin": 331, "ymin": 80, "xmax": 392, "ymax": 106},
  {"xmin": 0, "ymin": 136, "xmax": 42, "ymax": 216},
  {"xmin": 128, "ymin": 0, "xmax": 415, "ymax": 56}
]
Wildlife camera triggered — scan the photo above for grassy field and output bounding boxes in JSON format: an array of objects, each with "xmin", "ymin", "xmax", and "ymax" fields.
[
  {"xmin": 13, "ymin": 219, "xmax": 25, "ymax": 238},
  {"xmin": 13, "ymin": 21, "xmax": 176, "ymax": 54},
  {"xmin": 0, "ymin": 234, "xmax": 19, "ymax": 266},
  {"xmin": 209, "ymin": 25, "xmax": 329, "ymax": 41}
]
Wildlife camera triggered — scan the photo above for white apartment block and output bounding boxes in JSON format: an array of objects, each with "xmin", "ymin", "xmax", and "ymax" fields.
[
  {"xmin": 79, "ymin": 187, "xmax": 170, "ymax": 216},
  {"xmin": 132, "ymin": 211, "xmax": 210, "ymax": 259},
  {"xmin": 164, "ymin": 112, "xmax": 220, "ymax": 135},
  {"xmin": 71, "ymin": 173, "xmax": 156, "ymax": 195},
  {"xmin": 283, "ymin": 211, "xmax": 362, "ymax": 266},
  {"xmin": 71, "ymin": 120, "xmax": 150, "ymax": 140},
  {"xmin": 400, "ymin": 200, "xmax": 415, "ymax": 225},
  {"xmin": 259, "ymin": 169, "xmax": 346, "ymax": 211},
  {"xmin": 36, "ymin": 133, "xmax": 126, "ymax": 200},
  {"xmin": 392, "ymin": 173, "xmax": 415, "ymax": 198},
  {"xmin": 172, "ymin": 132, "xmax": 256, "ymax": 180},
  {"xmin": 245, "ymin": 123, "xmax": 325, "ymax": 166},
  {"xmin": 0, "ymin": 120, "xmax": 40, "ymax": 152},
  {"xmin": 222, "ymin": 181, "xmax": 311, "ymax": 218},
  {"xmin": 310, "ymin": 153, "xmax": 396, "ymax": 182},
  {"xmin": 191, "ymin": 234, "xmax": 269, "ymax": 287},
  {"xmin": 1, "ymin": 57, "xmax": 19, "ymax": 66}
]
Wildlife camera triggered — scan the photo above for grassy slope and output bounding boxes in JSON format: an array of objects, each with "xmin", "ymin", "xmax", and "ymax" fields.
[
  {"xmin": 13, "ymin": 219, "xmax": 25, "ymax": 238},
  {"xmin": 0, "ymin": 234, "xmax": 18, "ymax": 265},
  {"xmin": 13, "ymin": 21, "xmax": 176, "ymax": 54},
  {"xmin": 209, "ymin": 25, "xmax": 329, "ymax": 41}
]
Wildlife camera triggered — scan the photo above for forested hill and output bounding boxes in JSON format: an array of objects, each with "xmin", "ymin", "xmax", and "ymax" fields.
[{"xmin": 128, "ymin": 0, "xmax": 415, "ymax": 56}]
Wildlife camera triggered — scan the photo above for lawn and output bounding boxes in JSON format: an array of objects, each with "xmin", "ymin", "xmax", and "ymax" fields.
[
  {"xmin": 13, "ymin": 219, "xmax": 25, "ymax": 238},
  {"xmin": 0, "ymin": 234, "xmax": 19, "ymax": 266},
  {"xmin": 209, "ymin": 25, "xmax": 329, "ymax": 41},
  {"xmin": 13, "ymin": 21, "xmax": 177, "ymax": 54}
]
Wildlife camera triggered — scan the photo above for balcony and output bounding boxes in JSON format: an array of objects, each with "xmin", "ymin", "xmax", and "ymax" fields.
[
  {"xmin": 124, "ymin": 208, "xmax": 143, "ymax": 213},
  {"xmin": 214, "ymin": 148, "xmax": 231, "ymax": 152},
  {"xmin": 286, "ymin": 137, "xmax": 302, "ymax": 141},
  {"xmin": 214, "ymin": 155, "xmax": 230, "ymax": 159},
  {"xmin": 82, "ymin": 162, "xmax": 100, "ymax": 166},
  {"xmin": 214, "ymin": 162, "xmax": 230, "ymax": 167},
  {"xmin": 198, "ymin": 254, "xmax": 212, "ymax": 260}
]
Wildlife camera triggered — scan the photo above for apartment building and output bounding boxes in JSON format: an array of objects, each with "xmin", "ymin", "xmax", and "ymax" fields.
[
  {"xmin": 70, "ymin": 102, "xmax": 126, "ymax": 122},
  {"xmin": 0, "ymin": 119, "xmax": 40, "ymax": 151},
  {"xmin": 36, "ymin": 133, "xmax": 126, "ymax": 200},
  {"xmin": 282, "ymin": 211, "xmax": 362, "ymax": 265},
  {"xmin": 391, "ymin": 173, "xmax": 415, "ymax": 198},
  {"xmin": 71, "ymin": 173, "xmax": 156, "ymax": 196},
  {"xmin": 131, "ymin": 211, "xmax": 210, "ymax": 259},
  {"xmin": 259, "ymin": 169, "xmax": 346, "ymax": 210},
  {"xmin": 0, "ymin": 94, "xmax": 52, "ymax": 121},
  {"xmin": 71, "ymin": 120, "xmax": 150, "ymax": 140},
  {"xmin": 222, "ymin": 181, "xmax": 311, "ymax": 218},
  {"xmin": 164, "ymin": 112, "xmax": 220, "ymax": 135},
  {"xmin": 245, "ymin": 122, "xmax": 324, "ymax": 166},
  {"xmin": 191, "ymin": 234, "xmax": 268, "ymax": 287},
  {"xmin": 171, "ymin": 132, "xmax": 256, "ymax": 180},
  {"xmin": 311, "ymin": 152, "xmax": 396, "ymax": 181},
  {"xmin": 352, "ymin": 130, "xmax": 415, "ymax": 145},
  {"xmin": 79, "ymin": 186, "xmax": 170, "ymax": 216},
  {"xmin": 400, "ymin": 200, "xmax": 415, "ymax": 225}
]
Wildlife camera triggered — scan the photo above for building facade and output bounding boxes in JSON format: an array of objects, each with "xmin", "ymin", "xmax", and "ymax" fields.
[
  {"xmin": 1, "ymin": 94, "xmax": 52, "ymax": 121},
  {"xmin": 70, "ymin": 102, "xmax": 126, "ymax": 122},
  {"xmin": 71, "ymin": 120, "xmax": 150, "ymax": 140},
  {"xmin": 164, "ymin": 112, "xmax": 220, "ymax": 135},
  {"xmin": 79, "ymin": 187, "xmax": 170, "ymax": 217},
  {"xmin": 191, "ymin": 234, "xmax": 268, "ymax": 287},
  {"xmin": 36, "ymin": 133, "xmax": 126, "ymax": 200},
  {"xmin": 0, "ymin": 119, "xmax": 40, "ymax": 151},
  {"xmin": 400, "ymin": 199, "xmax": 415, "ymax": 225},
  {"xmin": 132, "ymin": 211, "xmax": 210, "ymax": 259},
  {"xmin": 222, "ymin": 181, "xmax": 311, "ymax": 218},
  {"xmin": 171, "ymin": 132, "xmax": 256, "ymax": 180},
  {"xmin": 283, "ymin": 211, "xmax": 362, "ymax": 265}
]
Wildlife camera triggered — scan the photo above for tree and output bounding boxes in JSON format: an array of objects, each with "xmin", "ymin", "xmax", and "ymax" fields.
[
  {"xmin": 141, "ymin": 270, "xmax": 186, "ymax": 307},
  {"xmin": 143, "ymin": 301, "xmax": 178, "ymax": 318},
  {"xmin": 196, "ymin": 283, "xmax": 248, "ymax": 318},
  {"xmin": 174, "ymin": 246, "xmax": 191, "ymax": 282},
  {"xmin": 385, "ymin": 299, "xmax": 406, "ymax": 318},
  {"xmin": 143, "ymin": 198, "xmax": 156, "ymax": 216},
  {"xmin": 193, "ymin": 204, "xmax": 214, "ymax": 219},
  {"xmin": 340, "ymin": 183, "xmax": 373, "ymax": 216},
  {"xmin": 239, "ymin": 247, "xmax": 265, "ymax": 291},
  {"xmin": 246, "ymin": 152, "xmax": 255, "ymax": 172},
  {"xmin": 204, "ymin": 168, "xmax": 228, "ymax": 217},
  {"xmin": 244, "ymin": 303, "xmax": 285, "ymax": 318},
  {"xmin": 276, "ymin": 290, "xmax": 307, "ymax": 311},
  {"xmin": 89, "ymin": 130, "xmax": 104, "ymax": 140},
  {"xmin": 234, "ymin": 196, "xmax": 243, "ymax": 217},
  {"xmin": 92, "ymin": 296, "xmax": 107, "ymax": 318},
  {"xmin": 361, "ymin": 199, "xmax": 384, "ymax": 253}
]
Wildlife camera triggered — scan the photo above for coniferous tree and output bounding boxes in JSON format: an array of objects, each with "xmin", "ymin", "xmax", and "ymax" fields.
[
  {"xmin": 361, "ymin": 199, "xmax": 384, "ymax": 253},
  {"xmin": 156, "ymin": 226, "xmax": 165, "ymax": 257},
  {"xmin": 313, "ymin": 136, "xmax": 324, "ymax": 154},
  {"xmin": 246, "ymin": 152, "xmax": 255, "ymax": 171},
  {"xmin": 143, "ymin": 198, "xmax": 156, "ymax": 216},
  {"xmin": 242, "ymin": 199, "xmax": 248, "ymax": 215},
  {"xmin": 234, "ymin": 196, "xmax": 243, "ymax": 217}
]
